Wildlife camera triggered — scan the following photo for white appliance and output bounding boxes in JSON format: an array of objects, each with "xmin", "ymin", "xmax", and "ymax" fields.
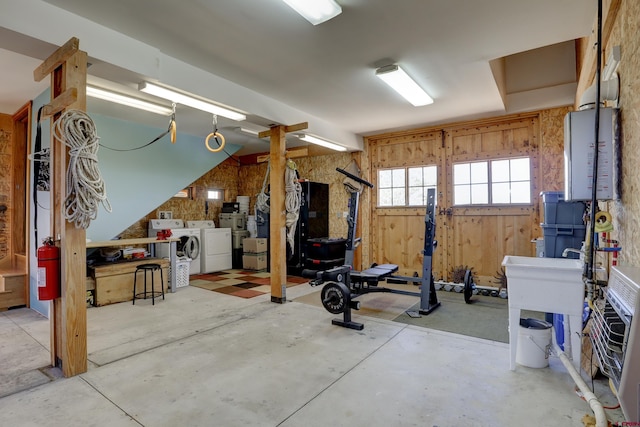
[
  {"xmin": 186, "ymin": 221, "xmax": 232, "ymax": 273},
  {"xmin": 148, "ymin": 219, "xmax": 202, "ymax": 275}
]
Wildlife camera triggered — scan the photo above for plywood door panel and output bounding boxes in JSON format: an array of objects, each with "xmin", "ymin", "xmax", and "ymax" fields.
[
  {"xmin": 443, "ymin": 116, "xmax": 540, "ymax": 286},
  {"xmin": 369, "ymin": 132, "xmax": 444, "ymax": 280}
]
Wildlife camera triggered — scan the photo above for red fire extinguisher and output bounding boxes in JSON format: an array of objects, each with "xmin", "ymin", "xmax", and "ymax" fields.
[{"xmin": 37, "ymin": 237, "xmax": 60, "ymax": 300}]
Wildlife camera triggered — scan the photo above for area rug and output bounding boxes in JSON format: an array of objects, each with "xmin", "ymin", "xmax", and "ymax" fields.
[
  {"xmin": 189, "ymin": 270, "xmax": 308, "ymax": 299},
  {"xmin": 294, "ymin": 282, "xmax": 544, "ymax": 343}
]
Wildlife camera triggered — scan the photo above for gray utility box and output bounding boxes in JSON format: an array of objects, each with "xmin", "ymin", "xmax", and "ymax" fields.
[{"xmin": 563, "ymin": 107, "xmax": 620, "ymax": 201}]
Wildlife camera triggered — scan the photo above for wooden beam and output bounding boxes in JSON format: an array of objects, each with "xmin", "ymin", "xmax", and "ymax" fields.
[
  {"xmin": 574, "ymin": 0, "xmax": 622, "ymax": 108},
  {"xmin": 33, "ymin": 37, "xmax": 80, "ymax": 82},
  {"xmin": 258, "ymin": 122, "xmax": 308, "ymax": 139},
  {"xmin": 43, "ymin": 41, "xmax": 88, "ymax": 377},
  {"xmin": 41, "ymin": 88, "xmax": 78, "ymax": 119},
  {"xmin": 256, "ymin": 147, "xmax": 309, "ymax": 163},
  {"xmin": 269, "ymin": 126, "xmax": 287, "ymax": 303}
]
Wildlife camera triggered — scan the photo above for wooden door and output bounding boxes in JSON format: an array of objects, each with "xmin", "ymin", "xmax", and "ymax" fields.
[
  {"xmin": 369, "ymin": 131, "xmax": 446, "ymax": 280},
  {"xmin": 440, "ymin": 116, "xmax": 541, "ymax": 286}
]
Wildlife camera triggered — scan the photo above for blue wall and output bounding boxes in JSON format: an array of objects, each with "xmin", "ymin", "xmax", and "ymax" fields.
[{"xmin": 28, "ymin": 88, "xmax": 240, "ymax": 315}]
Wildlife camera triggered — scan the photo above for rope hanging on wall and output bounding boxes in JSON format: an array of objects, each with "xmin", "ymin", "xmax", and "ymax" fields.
[
  {"xmin": 285, "ymin": 159, "xmax": 302, "ymax": 255},
  {"xmin": 52, "ymin": 109, "xmax": 112, "ymax": 229}
]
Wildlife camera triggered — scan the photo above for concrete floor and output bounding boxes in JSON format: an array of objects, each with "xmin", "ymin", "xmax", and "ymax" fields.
[{"xmin": 0, "ymin": 283, "xmax": 624, "ymax": 426}]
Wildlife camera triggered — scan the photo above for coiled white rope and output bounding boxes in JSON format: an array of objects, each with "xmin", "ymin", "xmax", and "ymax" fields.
[
  {"xmin": 52, "ymin": 110, "xmax": 111, "ymax": 229},
  {"xmin": 285, "ymin": 160, "xmax": 302, "ymax": 254},
  {"xmin": 256, "ymin": 159, "xmax": 270, "ymax": 213}
]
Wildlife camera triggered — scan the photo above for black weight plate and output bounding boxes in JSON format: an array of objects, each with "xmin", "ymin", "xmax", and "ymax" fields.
[
  {"xmin": 463, "ymin": 269, "xmax": 473, "ymax": 304},
  {"xmin": 321, "ymin": 282, "xmax": 349, "ymax": 314}
]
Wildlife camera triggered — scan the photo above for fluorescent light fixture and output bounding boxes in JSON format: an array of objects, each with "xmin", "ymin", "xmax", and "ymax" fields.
[
  {"xmin": 602, "ymin": 45, "xmax": 621, "ymax": 80},
  {"xmin": 234, "ymin": 127, "xmax": 265, "ymax": 137},
  {"xmin": 139, "ymin": 82, "xmax": 247, "ymax": 121},
  {"xmin": 86, "ymin": 85, "xmax": 173, "ymax": 116},
  {"xmin": 375, "ymin": 65, "xmax": 434, "ymax": 107},
  {"xmin": 282, "ymin": 0, "xmax": 342, "ymax": 25},
  {"xmin": 298, "ymin": 134, "xmax": 346, "ymax": 151}
]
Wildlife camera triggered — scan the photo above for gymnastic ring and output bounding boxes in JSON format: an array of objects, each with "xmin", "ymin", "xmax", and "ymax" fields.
[
  {"xmin": 205, "ymin": 132, "xmax": 226, "ymax": 152},
  {"xmin": 170, "ymin": 120, "xmax": 177, "ymax": 143}
]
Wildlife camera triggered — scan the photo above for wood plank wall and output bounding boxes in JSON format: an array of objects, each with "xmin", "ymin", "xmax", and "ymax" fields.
[
  {"xmin": 0, "ymin": 114, "xmax": 13, "ymax": 261},
  {"xmin": 365, "ymin": 108, "xmax": 570, "ymax": 285}
]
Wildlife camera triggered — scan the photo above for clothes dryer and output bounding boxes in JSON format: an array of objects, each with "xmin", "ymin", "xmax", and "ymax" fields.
[
  {"xmin": 186, "ymin": 221, "xmax": 232, "ymax": 273},
  {"xmin": 148, "ymin": 219, "xmax": 202, "ymax": 275}
]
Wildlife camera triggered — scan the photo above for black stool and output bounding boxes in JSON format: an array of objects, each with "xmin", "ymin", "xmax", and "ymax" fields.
[{"xmin": 133, "ymin": 263, "xmax": 164, "ymax": 305}]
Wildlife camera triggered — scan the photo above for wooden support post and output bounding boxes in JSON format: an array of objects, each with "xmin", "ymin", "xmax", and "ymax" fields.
[
  {"xmin": 258, "ymin": 122, "xmax": 308, "ymax": 303},
  {"xmin": 34, "ymin": 37, "xmax": 88, "ymax": 377}
]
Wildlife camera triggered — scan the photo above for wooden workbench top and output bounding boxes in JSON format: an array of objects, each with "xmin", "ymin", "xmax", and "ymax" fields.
[{"xmin": 86, "ymin": 237, "xmax": 179, "ymax": 248}]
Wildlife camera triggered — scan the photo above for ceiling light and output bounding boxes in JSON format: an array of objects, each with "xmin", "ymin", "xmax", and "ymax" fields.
[
  {"xmin": 375, "ymin": 65, "xmax": 433, "ymax": 107},
  {"xmin": 234, "ymin": 127, "xmax": 267, "ymax": 137},
  {"xmin": 139, "ymin": 82, "xmax": 247, "ymax": 121},
  {"xmin": 282, "ymin": 0, "xmax": 342, "ymax": 25},
  {"xmin": 86, "ymin": 85, "xmax": 173, "ymax": 116},
  {"xmin": 298, "ymin": 134, "xmax": 346, "ymax": 151}
]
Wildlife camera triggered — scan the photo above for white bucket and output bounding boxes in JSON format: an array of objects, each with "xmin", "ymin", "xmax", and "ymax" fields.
[{"xmin": 516, "ymin": 318, "xmax": 552, "ymax": 368}]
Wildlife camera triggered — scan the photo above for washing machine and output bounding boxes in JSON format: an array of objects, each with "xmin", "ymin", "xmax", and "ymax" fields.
[
  {"xmin": 148, "ymin": 219, "xmax": 202, "ymax": 275},
  {"xmin": 186, "ymin": 221, "xmax": 232, "ymax": 273}
]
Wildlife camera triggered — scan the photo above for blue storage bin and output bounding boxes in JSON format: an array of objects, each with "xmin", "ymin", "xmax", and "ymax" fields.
[
  {"xmin": 542, "ymin": 224, "xmax": 586, "ymax": 258},
  {"xmin": 540, "ymin": 191, "xmax": 586, "ymax": 225}
]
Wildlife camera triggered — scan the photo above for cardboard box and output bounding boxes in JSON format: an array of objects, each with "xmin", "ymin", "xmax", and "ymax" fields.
[
  {"xmin": 243, "ymin": 238, "xmax": 267, "ymax": 254},
  {"xmin": 243, "ymin": 253, "xmax": 267, "ymax": 270}
]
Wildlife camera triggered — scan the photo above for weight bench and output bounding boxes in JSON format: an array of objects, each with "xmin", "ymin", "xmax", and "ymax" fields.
[{"xmin": 351, "ymin": 264, "xmax": 399, "ymax": 287}]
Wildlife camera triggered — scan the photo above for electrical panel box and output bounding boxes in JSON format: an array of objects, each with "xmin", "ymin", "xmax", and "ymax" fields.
[{"xmin": 564, "ymin": 107, "xmax": 620, "ymax": 201}]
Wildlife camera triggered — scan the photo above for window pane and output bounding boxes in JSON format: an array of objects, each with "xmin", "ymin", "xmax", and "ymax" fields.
[
  {"xmin": 511, "ymin": 158, "xmax": 530, "ymax": 181},
  {"xmin": 392, "ymin": 188, "xmax": 405, "ymax": 205},
  {"xmin": 491, "ymin": 159, "xmax": 510, "ymax": 182},
  {"xmin": 408, "ymin": 167, "xmax": 423, "ymax": 186},
  {"xmin": 424, "ymin": 166, "xmax": 437, "ymax": 186},
  {"xmin": 454, "ymin": 163, "xmax": 470, "ymax": 184},
  {"xmin": 409, "ymin": 187, "xmax": 423, "ymax": 205},
  {"xmin": 379, "ymin": 188, "xmax": 392, "ymax": 206},
  {"xmin": 392, "ymin": 169, "xmax": 405, "ymax": 187},
  {"xmin": 470, "ymin": 183, "xmax": 488, "ymax": 204},
  {"xmin": 511, "ymin": 182, "xmax": 531, "ymax": 203},
  {"xmin": 470, "ymin": 162, "xmax": 488, "ymax": 183},
  {"xmin": 379, "ymin": 170, "xmax": 392, "ymax": 188},
  {"xmin": 492, "ymin": 183, "xmax": 510, "ymax": 203},
  {"xmin": 454, "ymin": 185, "xmax": 470, "ymax": 205}
]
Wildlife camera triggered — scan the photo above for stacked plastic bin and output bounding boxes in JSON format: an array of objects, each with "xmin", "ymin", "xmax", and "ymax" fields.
[
  {"xmin": 540, "ymin": 191, "xmax": 586, "ymax": 259},
  {"xmin": 540, "ymin": 191, "xmax": 587, "ymax": 350}
]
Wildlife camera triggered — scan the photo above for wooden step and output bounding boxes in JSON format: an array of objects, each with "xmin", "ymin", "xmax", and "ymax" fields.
[{"xmin": 0, "ymin": 270, "xmax": 27, "ymax": 309}]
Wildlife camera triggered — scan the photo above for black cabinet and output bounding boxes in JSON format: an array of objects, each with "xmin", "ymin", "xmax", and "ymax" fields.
[{"xmin": 287, "ymin": 181, "xmax": 329, "ymax": 273}]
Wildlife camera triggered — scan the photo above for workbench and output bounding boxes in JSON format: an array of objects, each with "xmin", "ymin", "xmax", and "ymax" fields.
[{"xmin": 87, "ymin": 237, "xmax": 180, "ymax": 293}]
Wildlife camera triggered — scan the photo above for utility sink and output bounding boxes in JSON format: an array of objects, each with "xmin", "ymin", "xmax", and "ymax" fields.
[
  {"xmin": 502, "ymin": 255, "xmax": 584, "ymax": 314},
  {"xmin": 502, "ymin": 255, "xmax": 585, "ymax": 370}
]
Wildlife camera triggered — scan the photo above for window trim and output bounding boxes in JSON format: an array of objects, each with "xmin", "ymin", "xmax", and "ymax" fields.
[{"xmin": 452, "ymin": 156, "xmax": 532, "ymax": 207}]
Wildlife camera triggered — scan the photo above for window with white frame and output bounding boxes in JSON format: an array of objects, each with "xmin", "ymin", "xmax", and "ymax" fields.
[
  {"xmin": 453, "ymin": 157, "xmax": 531, "ymax": 205},
  {"xmin": 378, "ymin": 165, "xmax": 437, "ymax": 207}
]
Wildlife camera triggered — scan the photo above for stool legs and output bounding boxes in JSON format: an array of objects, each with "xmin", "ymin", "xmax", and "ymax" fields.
[{"xmin": 133, "ymin": 264, "xmax": 164, "ymax": 305}]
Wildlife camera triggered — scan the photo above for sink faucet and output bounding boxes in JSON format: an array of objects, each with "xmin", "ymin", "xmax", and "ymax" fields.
[{"xmin": 562, "ymin": 248, "xmax": 584, "ymax": 258}]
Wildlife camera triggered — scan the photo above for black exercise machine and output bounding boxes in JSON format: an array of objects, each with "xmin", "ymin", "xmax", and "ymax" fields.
[{"xmin": 303, "ymin": 168, "xmax": 441, "ymax": 330}]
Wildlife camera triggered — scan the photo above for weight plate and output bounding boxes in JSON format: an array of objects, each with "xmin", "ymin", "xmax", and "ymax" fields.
[
  {"xmin": 321, "ymin": 282, "xmax": 350, "ymax": 314},
  {"xmin": 463, "ymin": 269, "xmax": 474, "ymax": 304}
]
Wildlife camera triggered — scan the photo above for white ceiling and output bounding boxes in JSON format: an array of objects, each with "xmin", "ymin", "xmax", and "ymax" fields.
[{"xmin": 0, "ymin": 0, "xmax": 596, "ymax": 155}]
